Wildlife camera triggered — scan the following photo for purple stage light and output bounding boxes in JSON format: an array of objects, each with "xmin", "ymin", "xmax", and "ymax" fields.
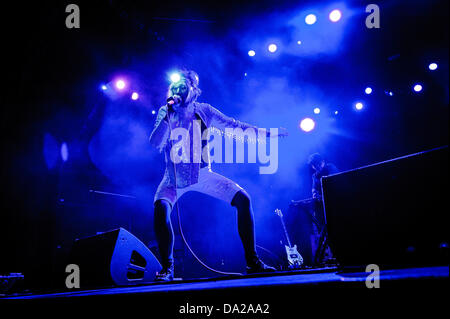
[
  {"xmin": 300, "ymin": 118, "xmax": 315, "ymax": 132},
  {"xmin": 115, "ymin": 79, "xmax": 126, "ymax": 90}
]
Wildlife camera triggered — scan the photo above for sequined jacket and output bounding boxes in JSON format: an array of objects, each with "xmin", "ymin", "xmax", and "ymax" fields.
[{"xmin": 149, "ymin": 102, "xmax": 267, "ymax": 188}]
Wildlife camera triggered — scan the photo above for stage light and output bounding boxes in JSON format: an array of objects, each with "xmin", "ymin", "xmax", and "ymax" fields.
[
  {"xmin": 152, "ymin": 110, "xmax": 156, "ymax": 115},
  {"xmin": 268, "ymin": 44, "xmax": 277, "ymax": 53},
  {"xmin": 355, "ymin": 102, "xmax": 363, "ymax": 110},
  {"xmin": 297, "ymin": 40, "xmax": 302, "ymax": 45},
  {"xmin": 61, "ymin": 142, "xmax": 69, "ymax": 162},
  {"xmin": 334, "ymin": 110, "xmax": 339, "ymax": 115},
  {"xmin": 329, "ymin": 9, "xmax": 342, "ymax": 22},
  {"xmin": 413, "ymin": 84, "xmax": 423, "ymax": 92},
  {"xmin": 244, "ymin": 72, "xmax": 248, "ymax": 76},
  {"xmin": 170, "ymin": 73, "xmax": 181, "ymax": 83},
  {"xmin": 101, "ymin": 85, "xmax": 107, "ymax": 91},
  {"xmin": 305, "ymin": 14, "xmax": 317, "ymax": 25},
  {"xmin": 314, "ymin": 107, "xmax": 320, "ymax": 114},
  {"xmin": 428, "ymin": 63, "xmax": 438, "ymax": 71},
  {"xmin": 131, "ymin": 92, "xmax": 139, "ymax": 100},
  {"xmin": 115, "ymin": 79, "xmax": 126, "ymax": 90},
  {"xmin": 300, "ymin": 118, "xmax": 315, "ymax": 132},
  {"xmin": 248, "ymin": 50, "xmax": 256, "ymax": 57},
  {"xmin": 365, "ymin": 87, "xmax": 373, "ymax": 94}
]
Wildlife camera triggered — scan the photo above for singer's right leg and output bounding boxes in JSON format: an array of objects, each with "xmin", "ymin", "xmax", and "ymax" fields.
[
  {"xmin": 154, "ymin": 199, "xmax": 174, "ymax": 269},
  {"xmin": 154, "ymin": 199, "xmax": 175, "ymax": 281}
]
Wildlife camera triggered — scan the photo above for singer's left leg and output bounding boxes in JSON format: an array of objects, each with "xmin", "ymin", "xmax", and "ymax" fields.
[{"xmin": 230, "ymin": 190, "xmax": 257, "ymax": 263}]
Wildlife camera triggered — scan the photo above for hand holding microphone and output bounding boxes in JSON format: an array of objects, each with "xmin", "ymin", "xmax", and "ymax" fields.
[
  {"xmin": 167, "ymin": 95, "xmax": 181, "ymax": 109},
  {"xmin": 166, "ymin": 95, "xmax": 182, "ymax": 124}
]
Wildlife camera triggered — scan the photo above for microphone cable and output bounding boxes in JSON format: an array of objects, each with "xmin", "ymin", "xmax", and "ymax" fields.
[{"xmin": 166, "ymin": 102, "xmax": 244, "ymax": 277}]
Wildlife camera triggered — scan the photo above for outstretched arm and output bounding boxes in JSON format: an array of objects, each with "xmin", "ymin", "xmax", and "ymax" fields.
[
  {"xmin": 204, "ymin": 104, "xmax": 287, "ymax": 137},
  {"xmin": 149, "ymin": 106, "xmax": 170, "ymax": 151}
]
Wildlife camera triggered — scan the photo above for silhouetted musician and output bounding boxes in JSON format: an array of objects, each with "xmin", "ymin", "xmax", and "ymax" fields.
[
  {"xmin": 308, "ymin": 153, "xmax": 339, "ymax": 202},
  {"xmin": 308, "ymin": 153, "xmax": 338, "ymax": 265},
  {"xmin": 290, "ymin": 154, "xmax": 338, "ymax": 266}
]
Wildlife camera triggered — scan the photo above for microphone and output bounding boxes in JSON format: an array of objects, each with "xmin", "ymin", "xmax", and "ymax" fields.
[{"xmin": 167, "ymin": 95, "xmax": 181, "ymax": 106}]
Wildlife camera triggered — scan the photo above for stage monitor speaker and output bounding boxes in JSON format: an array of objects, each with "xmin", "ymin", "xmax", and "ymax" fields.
[
  {"xmin": 68, "ymin": 228, "xmax": 161, "ymax": 287},
  {"xmin": 322, "ymin": 146, "xmax": 448, "ymax": 269}
]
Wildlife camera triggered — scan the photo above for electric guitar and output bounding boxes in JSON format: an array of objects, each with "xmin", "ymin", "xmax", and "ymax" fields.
[{"xmin": 275, "ymin": 208, "xmax": 304, "ymax": 268}]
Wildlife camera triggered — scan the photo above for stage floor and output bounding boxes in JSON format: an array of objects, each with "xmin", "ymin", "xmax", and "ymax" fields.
[{"xmin": 3, "ymin": 265, "xmax": 448, "ymax": 300}]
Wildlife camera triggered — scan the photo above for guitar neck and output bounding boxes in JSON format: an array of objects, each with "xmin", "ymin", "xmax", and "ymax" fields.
[{"xmin": 279, "ymin": 215, "xmax": 292, "ymax": 248}]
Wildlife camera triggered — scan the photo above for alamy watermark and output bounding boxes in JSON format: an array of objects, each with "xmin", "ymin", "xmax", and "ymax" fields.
[
  {"xmin": 365, "ymin": 264, "xmax": 380, "ymax": 288},
  {"xmin": 65, "ymin": 264, "xmax": 80, "ymax": 289},
  {"xmin": 168, "ymin": 121, "xmax": 279, "ymax": 174},
  {"xmin": 366, "ymin": 4, "xmax": 380, "ymax": 29},
  {"xmin": 65, "ymin": 4, "xmax": 80, "ymax": 29},
  {"xmin": 64, "ymin": 4, "xmax": 379, "ymax": 30}
]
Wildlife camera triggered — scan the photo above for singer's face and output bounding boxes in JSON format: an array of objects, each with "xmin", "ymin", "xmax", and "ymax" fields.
[{"xmin": 170, "ymin": 80, "xmax": 189, "ymax": 103}]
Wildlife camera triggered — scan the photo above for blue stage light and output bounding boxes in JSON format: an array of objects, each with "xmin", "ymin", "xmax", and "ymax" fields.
[
  {"xmin": 268, "ymin": 44, "xmax": 277, "ymax": 53},
  {"xmin": 248, "ymin": 50, "xmax": 256, "ymax": 57},
  {"xmin": 355, "ymin": 102, "xmax": 363, "ymax": 110},
  {"xmin": 297, "ymin": 40, "xmax": 302, "ymax": 45},
  {"xmin": 152, "ymin": 110, "xmax": 156, "ymax": 115},
  {"xmin": 101, "ymin": 85, "xmax": 107, "ymax": 91},
  {"xmin": 305, "ymin": 14, "xmax": 317, "ymax": 25},
  {"xmin": 170, "ymin": 73, "xmax": 181, "ymax": 83},
  {"xmin": 365, "ymin": 87, "xmax": 373, "ymax": 94},
  {"xmin": 61, "ymin": 142, "xmax": 69, "ymax": 162},
  {"xmin": 314, "ymin": 107, "xmax": 320, "ymax": 114},
  {"xmin": 300, "ymin": 118, "xmax": 315, "ymax": 132},
  {"xmin": 413, "ymin": 84, "xmax": 423, "ymax": 92},
  {"xmin": 428, "ymin": 63, "xmax": 438, "ymax": 71},
  {"xmin": 334, "ymin": 110, "xmax": 339, "ymax": 115},
  {"xmin": 329, "ymin": 9, "xmax": 342, "ymax": 22},
  {"xmin": 131, "ymin": 92, "xmax": 139, "ymax": 100}
]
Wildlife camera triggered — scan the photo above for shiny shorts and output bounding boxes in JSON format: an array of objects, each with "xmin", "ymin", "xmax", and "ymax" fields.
[{"xmin": 154, "ymin": 167, "xmax": 244, "ymax": 207}]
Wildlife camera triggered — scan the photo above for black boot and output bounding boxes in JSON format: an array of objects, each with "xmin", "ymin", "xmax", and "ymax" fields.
[
  {"xmin": 155, "ymin": 264, "xmax": 174, "ymax": 282},
  {"xmin": 246, "ymin": 258, "xmax": 277, "ymax": 274}
]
